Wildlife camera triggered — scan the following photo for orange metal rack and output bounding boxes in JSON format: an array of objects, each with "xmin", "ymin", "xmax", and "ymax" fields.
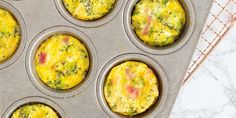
[{"xmin": 184, "ymin": 0, "xmax": 236, "ymax": 83}]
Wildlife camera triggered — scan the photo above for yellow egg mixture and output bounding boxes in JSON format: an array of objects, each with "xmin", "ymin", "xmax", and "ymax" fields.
[
  {"xmin": 104, "ymin": 61, "xmax": 159, "ymax": 116},
  {"xmin": 35, "ymin": 34, "xmax": 90, "ymax": 90},
  {"xmin": 0, "ymin": 8, "xmax": 20, "ymax": 63},
  {"xmin": 11, "ymin": 103, "xmax": 59, "ymax": 118},
  {"xmin": 63, "ymin": 0, "xmax": 116, "ymax": 21},
  {"xmin": 132, "ymin": 0, "xmax": 186, "ymax": 47}
]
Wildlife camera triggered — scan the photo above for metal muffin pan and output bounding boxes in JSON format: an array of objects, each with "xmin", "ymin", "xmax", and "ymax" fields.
[{"xmin": 0, "ymin": 0, "xmax": 213, "ymax": 118}]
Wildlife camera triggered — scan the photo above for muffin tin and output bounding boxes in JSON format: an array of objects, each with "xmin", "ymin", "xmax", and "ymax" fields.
[{"xmin": 0, "ymin": 0, "xmax": 213, "ymax": 118}]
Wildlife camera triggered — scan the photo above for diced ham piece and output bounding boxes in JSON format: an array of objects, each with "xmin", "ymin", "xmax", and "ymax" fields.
[
  {"xmin": 125, "ymin": 68, "xmax": 136, "ymax": 80},
  {"xmin": 39, "ymin": 52, "xmax": 47, "ymax": 64},
  {"xmin": 142, "ymin": 15, "xmax": 152, "ymax": 35},
  {"xmin": 63, "ymin": 36, "xmax": 69, "ymax": 44},
  {"xmin": 142, "ymin": 8, "xmax": 152, "ymax": 35},
  {"xmin": 112, "ymin": 75, "xmax": 121, "ymax": 85},
  {"xmin": 146, "ymin": 68, "xmax": 153, "ymax": 74},
  {"xmin": 126, "ymin": 85, "xmax": 139, "ymax": 99}
]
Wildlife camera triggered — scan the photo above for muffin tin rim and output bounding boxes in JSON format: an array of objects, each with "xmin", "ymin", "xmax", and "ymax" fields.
[
  {"xmin": 54, "ymin": 0, "xmax": 124, "ymax": 28},
  {"xmin": 123, "ymin": 0, "xmax": 196, "ymax": 55},
  {"xmin": 0, "ymin": 0, "xmax": 27, "ymax": 70},
  {"xmin": 25, "ymin": 25, "xmax": 98, "ymax": 98},
  {"xmin": 96, "ymin": 53, "xmax": 168, "ymax": 117},
  {"xmin": 1, "ymin": 96, "xmax": 67, "ymax": 118}
]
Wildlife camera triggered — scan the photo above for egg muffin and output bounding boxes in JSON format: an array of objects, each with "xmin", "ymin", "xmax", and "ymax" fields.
[
  {"xmin": 132, "ymin": 0, "xmax": 186, "ymax": 47},
  {"xmin": 34, "ymin": 34, "xmax": 90, "ymax": 90},
  {"xmin": 104, "ymin": 61, "xmax": 159, "ymax": 116},
  {"xmin": 11, "ymin": 103, "xmax": 59, "ymax": 118},
  {"xmin": 0, "ymin": 8, "xmax": 20, "ymax": 63},
  {"xmin": 62, "ymin": 0, "xmax": 116, "ymax": 21}
]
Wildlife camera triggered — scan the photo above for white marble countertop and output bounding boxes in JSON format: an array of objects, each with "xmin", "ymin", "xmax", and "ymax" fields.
[{"xmin": 170, "ymin": 21, "xmax": 236, "ymax": 118}]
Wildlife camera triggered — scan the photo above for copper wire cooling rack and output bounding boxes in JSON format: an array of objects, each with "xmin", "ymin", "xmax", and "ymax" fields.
[{"xmin": 184, "ymin": 0, "xmax": 236, "ymax": 83}]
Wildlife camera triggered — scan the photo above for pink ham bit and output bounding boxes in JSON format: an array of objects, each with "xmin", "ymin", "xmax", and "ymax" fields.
[
  {"xmin": 126, "ymin": 85, "xmax": 139, "ymax": 99},
  {"xmin": 63, "ymin": 36, "xmax": 69, "ymax": 44},
  {"xmin": 142, "ymin": 8, "xmax": 152, "ymax": 35},
  {"xmin": 147, "ymin": 68, "xmax": 153, "ymax": 75},
  {"xmin": 111, "ymin": 75, "xmax": 121, "ymax": 85},
  {"xmin": 142, "ymin": 15, "xmax": 152, "ymax": 35},
  {"xmin": 39, "ymin": 52, "xmax": 47, "ymax": 64},
  {"xmin": 125, "ymin": 68, "xmax": 136, "ymax": 80},
  {"xmin": 112, "ymin": 78, "xmax": 116, "ymax": 85}
]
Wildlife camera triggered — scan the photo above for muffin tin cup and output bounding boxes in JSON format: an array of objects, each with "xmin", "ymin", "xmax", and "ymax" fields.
[
  {"xmin": 54, "ymin": 0, "xmax": 124, "ymax": 28},
  {"xmin": 25, "ymin": 26, "xmax": 98, "ymax": 98},
  {"xmin": 96, "ymin": 53, "xmax": 168, "ymax": 118},
  {"xmin": 123, "ymin": 0, "xmax": 196, "ymax": 55},
  {"xmin": 2, "ymin": 96, "xmax": 66, "ymax": 118},
  {"xmin": 0, "ymin": 1, "xmax": 27, "ymax": 70}
]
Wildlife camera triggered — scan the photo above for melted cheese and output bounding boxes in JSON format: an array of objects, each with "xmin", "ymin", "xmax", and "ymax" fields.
[
  {"xmin": 0, "ymin": 8, "xmax": 20, "ymax": 63},
  {"xmin": 34, "ymin": 34, "xmax": 90, "ymax": 90},
  {"xmin": 63, "ymin": 0, "xmax": 115, "ymax": 21},
  {"xmin": 104, "ymin": 61, "xmax": 159, "ymax": 116},
  {"xmin": 11, "ymin": 103, "xmax": 59, "ymax": 118},
  {"xmin": 132, "ymin": 0, "xmax": 186, "ymax": 47}
]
